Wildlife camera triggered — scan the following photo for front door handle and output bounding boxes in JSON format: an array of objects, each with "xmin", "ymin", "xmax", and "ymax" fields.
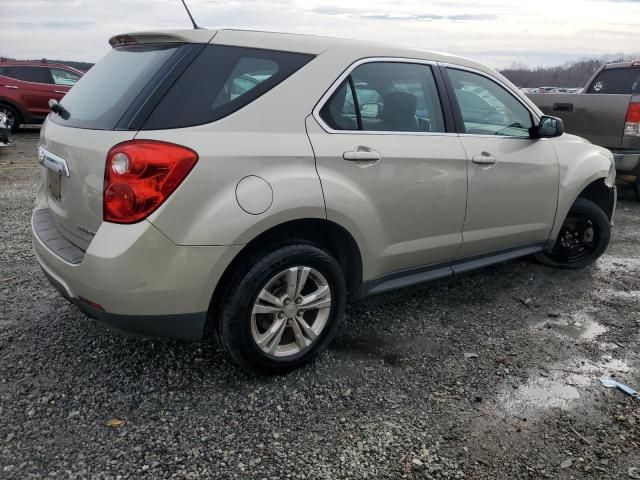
[
  {"xmin": 3, "ymin": 85, "xmax": 18, "ymax": 89},
  {"xmin": 343, "ymin": 147, "xmax": 381, "ymax": 162},
  {"xmin": 54, "ymin": 90, "xmax": 67, "ymax": 94},
  {"xmin": 472, "ymin": 153, "xmax": 498, "ymax": 165}
]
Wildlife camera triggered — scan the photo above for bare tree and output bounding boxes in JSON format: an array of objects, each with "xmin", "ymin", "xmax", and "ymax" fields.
[{"xmin": 501, "ymin": 53, "xmax": 639, "ymax": 88}]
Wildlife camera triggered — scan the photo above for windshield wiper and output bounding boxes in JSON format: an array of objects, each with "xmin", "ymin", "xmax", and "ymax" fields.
[{"xmin": 48, "ymin": 99, "xmax": 70, "ymax": 120}]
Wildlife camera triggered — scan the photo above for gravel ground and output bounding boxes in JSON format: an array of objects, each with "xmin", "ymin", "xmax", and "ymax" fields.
[{"xmin": 1, "ymin": 131, "xmax": 639, "ymax": 479}]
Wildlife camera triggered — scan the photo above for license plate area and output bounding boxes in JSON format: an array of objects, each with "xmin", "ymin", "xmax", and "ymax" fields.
[
  {"xmin": 39, "ymin": 146, "xmax": 69, "ymax": 202},
  {"xmin": 48, "ymin": 170, "xmax": 62, "ymax": 201}
]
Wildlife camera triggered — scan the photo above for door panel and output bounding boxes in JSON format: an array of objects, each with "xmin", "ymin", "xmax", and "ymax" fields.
[
  {"xmin": 444, "ymin": 67, "xmax": 559, "ymax": 258},
  {"xmin": 457, "ymin": 136, "xmax": 558, "ymax": 257},
  {"xmin": 307, "ymin": 117, "xmax": 467, "ymax": 280}
]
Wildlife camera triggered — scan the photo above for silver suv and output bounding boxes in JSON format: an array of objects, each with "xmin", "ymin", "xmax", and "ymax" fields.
[{"xmin": 32, "ymin": 29, "xmax": 617, "ymax": 373}]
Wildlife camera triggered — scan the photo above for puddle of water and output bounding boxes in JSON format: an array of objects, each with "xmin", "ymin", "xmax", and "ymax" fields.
[
  {"xmin": 510, "ymin": 379, "xmax": 581, "ymax": 410},
  {"xmin": 531, "ymin": 311, "xmax": 607, "ymax": 340},
  {"xmin": 495, "ymin": 356, "xmax": 635, "ymax": 417},
  {"xmin": 595, "ymin": 255, "xmax": 640, "ymax": 275}
]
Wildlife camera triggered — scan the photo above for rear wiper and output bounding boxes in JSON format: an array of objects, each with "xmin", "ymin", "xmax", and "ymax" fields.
[{"xmin": 48, "ymin": 99, "xmax": 70, "ymax": 120}]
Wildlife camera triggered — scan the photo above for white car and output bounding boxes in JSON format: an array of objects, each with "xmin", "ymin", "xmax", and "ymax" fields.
[{"xmin": 32, "ymin": 29, "xmax": 616, "ymax": 373}]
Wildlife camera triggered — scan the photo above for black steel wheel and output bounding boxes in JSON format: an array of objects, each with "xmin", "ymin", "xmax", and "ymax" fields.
[{"xmin": 536, "ymin": 198, "xmax": 611, "ymax": 269}]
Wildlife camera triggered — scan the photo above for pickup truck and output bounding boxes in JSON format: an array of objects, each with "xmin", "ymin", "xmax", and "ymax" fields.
[{"xmin": 528, "ymin": 61, "xmax": 640, "ymax": 197}]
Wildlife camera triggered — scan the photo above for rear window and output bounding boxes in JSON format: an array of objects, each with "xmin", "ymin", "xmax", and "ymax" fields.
[
  {"xmin": 588, "ymin": 68, "xmax": 640, "ymax": 94},
  {"xmin": 51, "ymin": 44, "xmax": 185, "ymax": 130},
  {"xmin": 142, "ymin": 45, "xmax": 313, "ymax": 130}
]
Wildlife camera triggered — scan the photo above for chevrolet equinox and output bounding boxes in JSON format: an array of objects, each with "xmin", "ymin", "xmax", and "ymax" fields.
[{"xmin": 32, "ymin": 29, "xmax": 617, "ymax": 373}]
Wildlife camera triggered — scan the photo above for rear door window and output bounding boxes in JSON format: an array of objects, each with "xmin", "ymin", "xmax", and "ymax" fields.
[
  {"xmin": 3, "ymin": 66, "xmax": 53, "ymax": 84},
  {"xmin": 319, "ymin": 79, "xmax": 359, "ymax": 130},
  {"xmin": 143, "ymin": 45, "xmax": 313, "ymax": 130},
  {"xmin": 588, "ymin": 68, "xmax": 640, "ymax": 94},
  {"xmin": 320, "ymin": 62, "xmax": 446, "ymax": 133}
]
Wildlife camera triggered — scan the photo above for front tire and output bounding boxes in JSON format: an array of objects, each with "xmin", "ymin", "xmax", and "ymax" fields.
[
  {"xmin": 217, "ymin": 241, "xmax": 346, "ymax": 374},
  {"xmin": 536, "ymin": 198, "xmax": 611, "ymax": 269}
]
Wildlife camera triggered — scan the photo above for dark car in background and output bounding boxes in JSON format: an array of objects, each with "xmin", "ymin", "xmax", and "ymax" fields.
[
  {"xmin": 0, "ymin": 60, "xmax": 83, "ymax": 132},
  {"xmin": 528, "ymin": 61, "xmax": 640, "ymax": 197}
]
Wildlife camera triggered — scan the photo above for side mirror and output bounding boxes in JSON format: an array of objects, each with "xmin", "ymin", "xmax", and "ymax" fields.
[{"xmin": 533, "ymin": 115, "xmax": 564, "ymax": 138}]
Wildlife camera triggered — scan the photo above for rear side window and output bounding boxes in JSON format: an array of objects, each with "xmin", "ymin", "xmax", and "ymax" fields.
[
  {"xmin": 52, "ymin": 44, "xmax": 185, "ymax": 130},
  {"xmin": 2, "ymin": 66, "xmax": 53, "ymax": 84},
  {"xmin": 320, "ymin": 62, "xmax": 446, "ymax": 133},
  {"xmin": 588, "ymin": 68, "xmax": 640, "ymax": 94},
  {"xmin": 49, "ymin": 68, "xmax": 82, "ymax": 86},
  {"xmin": 143, "ymin": 45, "xmax": 313, "ymax": 130},
  {"xmin": 320, "ymin": 80, "xmax": 358, "ymax": 130}
]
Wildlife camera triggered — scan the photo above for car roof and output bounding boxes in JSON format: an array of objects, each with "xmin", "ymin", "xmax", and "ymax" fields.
[
  {"xmin": 112, "ymin": 28, "xmax": 494, "ymax": 73},
  {"xmin": 0, "ymin": 60, "xmax": 82, "ymax": 72},
  {"xmin": 110, "ymin": 28, "xmax": 544, "ymax": 118},
  {"xmin": 603, "ymin": 61, "xmax": 640, "ymax": 70}
]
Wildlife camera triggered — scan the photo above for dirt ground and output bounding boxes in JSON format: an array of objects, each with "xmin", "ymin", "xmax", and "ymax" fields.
[{"xmin": 0, "ymin": 131, "xmax": 639, "ymax": 479}]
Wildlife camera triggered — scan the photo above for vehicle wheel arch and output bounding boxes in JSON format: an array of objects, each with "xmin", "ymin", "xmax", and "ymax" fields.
[
  {"xmin": 548, "ymin": 174, "xmax": 613, "ymax": 249},
  {"xmin": 206, "ymin": 218, "xmax": 363, "ymax": 336},
  {"xmin": 576, "ymin": 178, "xmax": 616, "ymax": 221}
]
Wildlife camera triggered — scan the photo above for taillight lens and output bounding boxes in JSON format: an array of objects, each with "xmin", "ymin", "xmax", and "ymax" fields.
[
  {"xmin": 625, "ymin": 102, "xmax": 640, "ymax": 137},
  {"xmin": 104, "ymin": 140, "xmax": 198, "ymax": 224}
]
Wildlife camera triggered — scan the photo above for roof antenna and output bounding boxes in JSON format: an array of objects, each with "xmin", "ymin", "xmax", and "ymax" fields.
[{"xmin": 180, "ymin": 0, "xmax": 200, "ymax": 29}]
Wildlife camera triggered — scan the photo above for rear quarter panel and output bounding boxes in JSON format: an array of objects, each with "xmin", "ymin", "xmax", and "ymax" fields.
[{"xmin": 139, "ymin": 124, "xmax": 326, "ymax": 246}]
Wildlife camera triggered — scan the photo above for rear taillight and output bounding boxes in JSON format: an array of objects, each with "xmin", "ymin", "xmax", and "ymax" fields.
[
  {"xmin": 625, "ymin": 103, "xmax": 640, "ymax": 137},
  {"xmin": 104, "ymin": 140, "xmax": 198, "ymax": 224}
]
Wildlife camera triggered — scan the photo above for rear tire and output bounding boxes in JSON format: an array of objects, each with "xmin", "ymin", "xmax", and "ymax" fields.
[
  {"xmin": 0, "ymin": 104, "xmax": 21, "ymax": 133},
  {"xmin": 634, "ymin": 177, "xmax": 640, "ymax": 202},
  {"xmin": 216, "ymin": 240, "xmax": 346, "ymax": 374},
  {"xmin": 536, "ymin": 198, "xmax": 611, "ymax": 269}
]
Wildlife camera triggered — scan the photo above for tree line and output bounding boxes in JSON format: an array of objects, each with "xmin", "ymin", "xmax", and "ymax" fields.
[{"xmin": 500, "ymin": 54, "xmax": 639, "ymax": 88}]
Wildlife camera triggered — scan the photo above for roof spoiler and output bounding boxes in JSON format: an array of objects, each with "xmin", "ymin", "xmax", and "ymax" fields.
[{"xmin": 108, "ymin": 30, "xmax": 215, "ymax": 48}]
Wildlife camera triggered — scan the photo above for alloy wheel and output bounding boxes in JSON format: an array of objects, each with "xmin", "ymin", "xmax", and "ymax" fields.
[
  {"xmin": 0, "ymin": 107, "xmax": 15, "ymax": 130},
  {"xmin": 251, "ymin": 266, "xmax": 332, "ymax": 357}
]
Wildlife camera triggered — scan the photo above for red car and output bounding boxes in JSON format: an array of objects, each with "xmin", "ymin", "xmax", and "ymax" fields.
[{"xmin": 0, "ymin": 60, "xmax": 84, "ymax": 132}]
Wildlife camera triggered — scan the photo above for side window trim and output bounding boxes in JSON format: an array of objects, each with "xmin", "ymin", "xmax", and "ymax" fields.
[
  {"xmin": 312, "ymin": 57, "xmax": 457, "ymax": 135},
  {"xmin": 347, "ymin": 75, "xmax": 363, "ymax": 130},
  {"xmin": 439, "ymin": 64, "xmax": 539, "ymax": 138}
]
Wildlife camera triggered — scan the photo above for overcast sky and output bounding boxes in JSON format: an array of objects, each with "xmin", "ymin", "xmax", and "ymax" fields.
[{"xmin": 1, "ymin": 0, "xmax": 639, "ymax": 68}]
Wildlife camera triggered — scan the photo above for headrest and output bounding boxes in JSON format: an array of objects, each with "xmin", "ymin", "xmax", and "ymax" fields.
[{"xmin": 383, "ymin": 91, "xmax": 417, "ymax": 122}]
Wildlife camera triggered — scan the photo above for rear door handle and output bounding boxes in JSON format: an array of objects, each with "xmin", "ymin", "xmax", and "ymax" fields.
[
  {"xmin": 3, "ymin": 85, "xmax": 18, "ymax": 89},
  {"xmin": 472, "ymin": 153, "xmax": 498, "ymax": 165},
  {"xmin": 54, "ymin": 90, "xmax": 67, "ymax": 94},
  {"xmin": 343, "ymin": 148, "xmax": 381, "ymax": 162}
]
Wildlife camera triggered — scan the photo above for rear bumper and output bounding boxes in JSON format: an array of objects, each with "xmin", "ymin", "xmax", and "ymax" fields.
[
  {"xmin": 32, "ymin": 208, "xmax": 241, "ymax": 340},
  {"xmin": 612, "ymin": 150, "xmax": 640, "ymax": 175}
]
